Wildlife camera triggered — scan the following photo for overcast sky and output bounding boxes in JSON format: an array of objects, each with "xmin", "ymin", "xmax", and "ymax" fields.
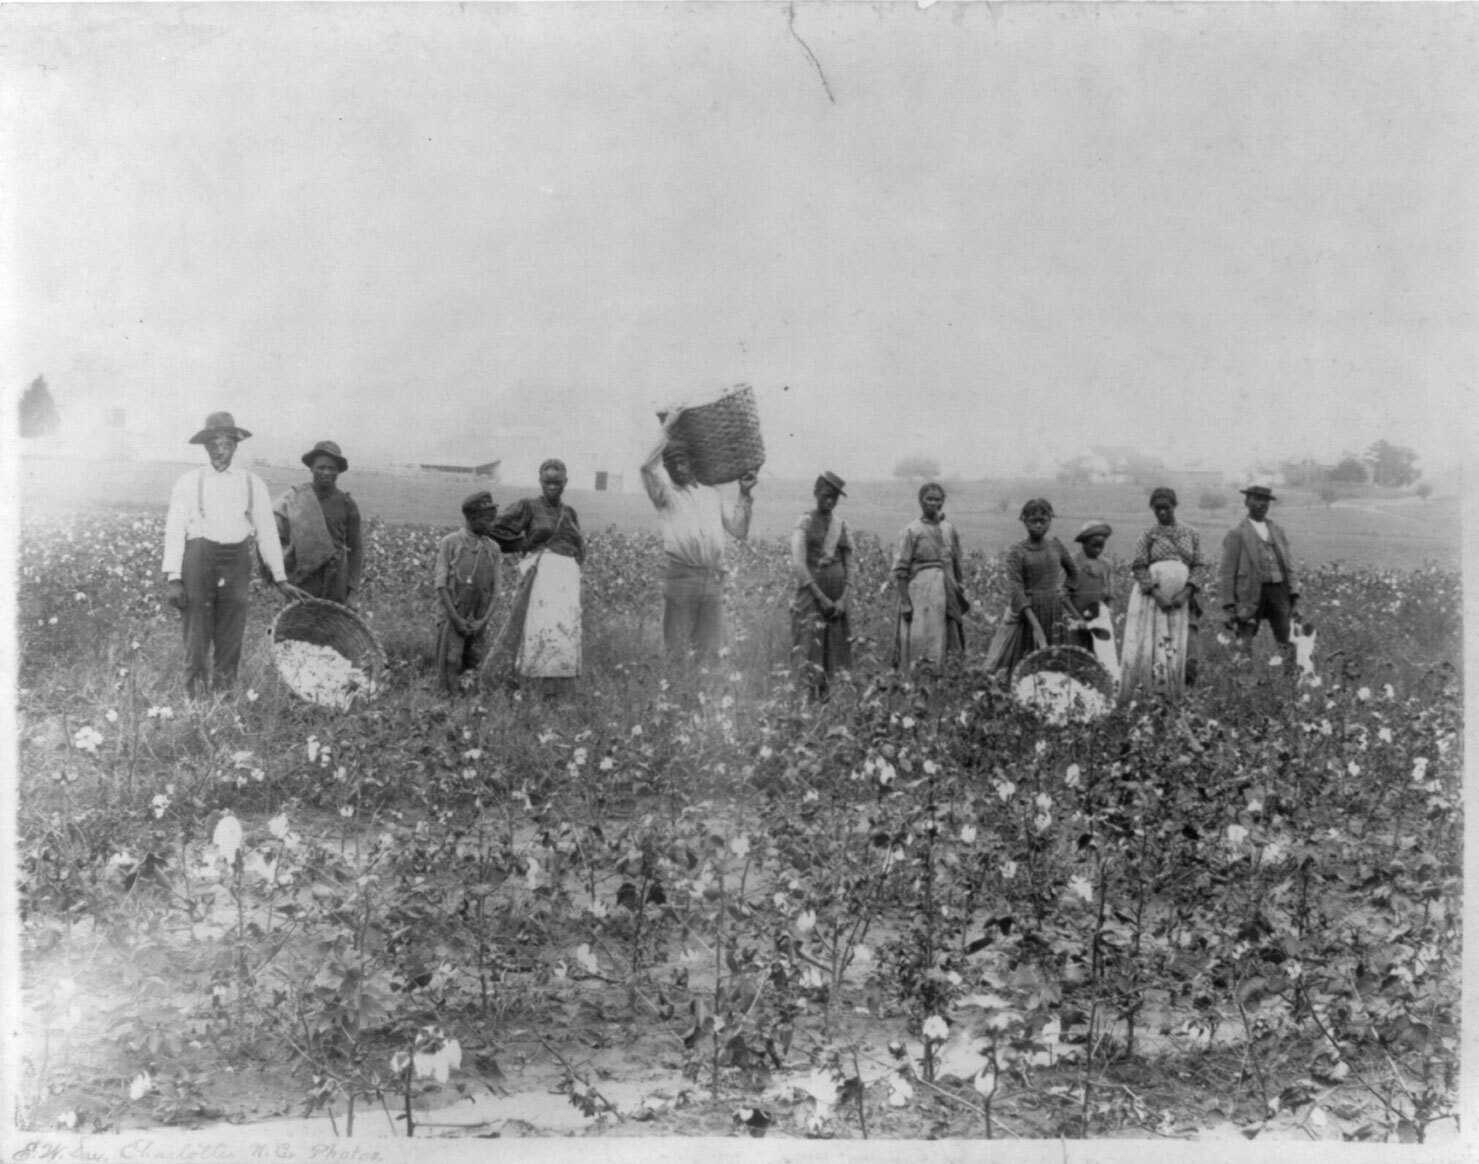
[{"xmin": 4, "ymin": 3, "xmax": 1476, "ymax": 485}]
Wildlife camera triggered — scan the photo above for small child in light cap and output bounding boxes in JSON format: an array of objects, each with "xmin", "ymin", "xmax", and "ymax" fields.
[{"xmin": 1068, "ymin": 521, "xmax": 1116, "ymax": 658}]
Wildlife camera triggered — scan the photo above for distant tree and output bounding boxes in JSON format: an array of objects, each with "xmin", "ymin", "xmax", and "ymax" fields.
[
  {"xmin": 1280, "ymin": 458, "xmax": 1329, "ymax": 488},
  {"xmin": 19, "ymin": 375, "xmax": 60, "ymax": 438},
  {"xmin": 1365, "ymin": 440, "xmax": 1420, "ymax": 488},
  {"xmin": 893, "ymin": 454, "xmax": 941, "ymax": 480},
  {"xmin": 1329, "ymin": 456, "xmax": 1368, "ymax": 485},
  {"xmin": 1416, "ymin": 481, "xmax": 1434, "ymax": 501},
  {"xmin": 1317, "ymin": 484, "xmax": 1339, "ymax": 506},
  {"xmin": 1198, "ymin": 490, "xmax": 1228, "ymax": 512}
]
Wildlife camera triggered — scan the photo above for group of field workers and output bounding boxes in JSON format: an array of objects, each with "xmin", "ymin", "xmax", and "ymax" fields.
[
  {"xmin": 159, "ymin": 407, "xmax": 758, "ymax": 698},
  {"xmin": 829, "ymin": 479, "xmax": 1297, "ymax": 706},
  {"xmin": 160, "ymin": 408, "xmax": 1298, "ymax": 704}
]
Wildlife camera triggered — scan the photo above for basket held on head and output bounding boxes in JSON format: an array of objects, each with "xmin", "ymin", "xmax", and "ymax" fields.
[
  {"xmin": 270, "ymin": 598, "xmax": 387, "ymax": 707},
  {"xmin": 659, "ymin": 384, "xmax": 765, "ymax": 487}
]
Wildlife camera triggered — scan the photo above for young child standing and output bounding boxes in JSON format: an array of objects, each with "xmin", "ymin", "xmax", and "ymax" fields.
[
  {"xmin": 432, "ymin": 491, "xmax": 500, "ymax": 694},
  {"xmin": 1067, "ymin": 521, "xmax": 1120, "ymax": 676}
]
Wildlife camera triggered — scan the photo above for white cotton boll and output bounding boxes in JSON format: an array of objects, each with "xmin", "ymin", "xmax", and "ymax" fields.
[
  {"xmin": 275, "ymin": 641, "xmax": 375, "ymax": 709},
  {"xmin": 212, "ymin": 813, "xmax": 243, "ymax": 863},
  {"xmin": 1014, "ymin": 673, "xmax": 1111, "ymax": 725}
]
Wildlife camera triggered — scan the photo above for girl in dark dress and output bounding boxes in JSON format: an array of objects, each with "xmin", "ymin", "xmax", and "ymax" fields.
[{"xmin": 985, "ymin": 498, "xmax": 1079, "ymax": 676}]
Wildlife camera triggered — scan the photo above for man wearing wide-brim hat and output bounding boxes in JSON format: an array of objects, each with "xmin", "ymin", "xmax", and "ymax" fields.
[
  {"xmin": 161, "ymin": 412, "xmax": 308, "ymax": 696},
  {"xmin": 273, "ymin": 440, "xmax": 363, "ymax": 607},
  {"xmin": 1218, "ymin": 485, "xmax": 1299, "ymax": 655}
]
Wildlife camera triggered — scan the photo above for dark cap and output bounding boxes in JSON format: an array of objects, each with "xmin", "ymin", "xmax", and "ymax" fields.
[
  {"xmin": 1240, "ymin": 485, "xmax": 1277, "ymax": 501},
  {"xmin": 301, "ymin": 440, "xmax": 348, "ymax": 472},
  {"xmin": 188, "ymin": 411, "xmax": 252, "ymax": 444},
  {"xmin": 461, "ymin": 490, "xmax": 497, "ymax": 514}
]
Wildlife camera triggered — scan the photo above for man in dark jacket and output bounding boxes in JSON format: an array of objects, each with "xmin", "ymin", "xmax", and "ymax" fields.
[
  {"xmin": 1219, "ymin": 485, "xmax": 1298, "ymax": 652},
  {"xmin": 274, "ymin": 440, "xmax": 363, "ymax": 606}
]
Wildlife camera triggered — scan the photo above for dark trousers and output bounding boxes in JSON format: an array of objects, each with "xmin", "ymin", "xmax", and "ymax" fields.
[
  {"xmin": 663, "ymin": 566, "xmax": 725, "ymax": 662},
  {"xmin": 1234, "ymin": 581, "xmax": 1294, "ymax": 647},
  {"xmin": 181, "ymin": 538, "xmax": 253, "ymax": 696},
  {"xmin": 436, "ymin": 621, "xmax": 490, "ymax": 693},
  {"xmin": 296, "ymin": 553, "xmax": 349, "ymax": 604}
]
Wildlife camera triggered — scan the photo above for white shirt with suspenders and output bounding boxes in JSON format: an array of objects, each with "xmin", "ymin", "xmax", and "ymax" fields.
[{"xmin": 162, "ymin": 464, "xmax": 287, "ymax": 583}]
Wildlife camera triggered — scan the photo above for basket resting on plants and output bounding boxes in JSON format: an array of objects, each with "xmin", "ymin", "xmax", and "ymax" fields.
[
  {"xmin": 270, "ymin": 598, "xmax": 387, "ymax": 709},
  {"xmin": 1010, "ymin": 646, "xmax": 1115, "ymax": 725}
]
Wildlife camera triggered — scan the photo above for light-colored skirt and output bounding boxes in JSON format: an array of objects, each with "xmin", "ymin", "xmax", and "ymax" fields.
[
  {"xmin": 518, "ymin": 551, "xmax": 582, "ymax": 678},
  {"xmin": 1119, "ymin": 559, "xmax": 1190, "ymax": 702},
  {"xmin": 896, "ymin": 567, "xmax": 961, "ymax": 670}
]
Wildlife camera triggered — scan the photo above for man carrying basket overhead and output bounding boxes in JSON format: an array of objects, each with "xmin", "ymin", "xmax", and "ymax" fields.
[{"xmin": 641, "ymin": 395, "xmax": 760, "ymax": 664}]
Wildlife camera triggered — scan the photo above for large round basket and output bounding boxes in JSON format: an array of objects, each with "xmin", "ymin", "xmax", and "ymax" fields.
[
  {"xmin": 269, "ymin": 599, "xmax": 387, "ymax": 709},
  {"xmin": 661, "ymin": 384, "xmax": 766, "ymax": 487},
  {"xmin": 1010, "ymin": 645, "xmax": 1116, "ymax": 725}
]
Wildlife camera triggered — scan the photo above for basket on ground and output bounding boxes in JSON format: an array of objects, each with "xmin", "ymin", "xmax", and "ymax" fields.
[
  {"xmin": 270, "ymin": 599, "xmax": 386, "ymax": 709},
  {"xmin": 1010, "ymin": 645, "xmax": 1116, "ymax": 725},
  {"xmin": 660, "ymin": 384, "xmax": 766, "ymax": 486}
]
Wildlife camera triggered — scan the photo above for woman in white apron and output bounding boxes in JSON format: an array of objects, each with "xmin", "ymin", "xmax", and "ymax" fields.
[
  {"xmin": 892, "ymin": 482, "xmax": 969, "ymax": 671},
  {"xmin": 1119, "ymin": 487, "xmax": 1207, "ymax": 702},
  {"xmin": 489, "ymin": 459, "xmax": 584, "ymax": 696}
]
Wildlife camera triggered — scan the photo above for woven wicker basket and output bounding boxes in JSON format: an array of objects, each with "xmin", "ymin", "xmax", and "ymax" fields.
[
  {"xmin": 661, "ymin": 384, "xmax": 766, "ymax": 486},
  {"xmin": 1010, "ymin": 645, "xmax": 1116, "ymax": 724},
  {"xmin": 269, "ymin": 599, "xmax": 387, "ymax": 708}
]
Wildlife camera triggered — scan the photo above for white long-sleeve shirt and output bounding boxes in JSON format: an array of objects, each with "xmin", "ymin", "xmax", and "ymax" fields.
[
  {"xmin": 161, "ymin": 464, "xmax": 287, "ymax": 582},
  {"xmin": 640, "ymin": 444, "xmax": 751, "ymax": 572}
]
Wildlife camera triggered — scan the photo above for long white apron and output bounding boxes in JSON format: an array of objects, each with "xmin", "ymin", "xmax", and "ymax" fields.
[{"xmin": 518, "ymin": 551, "xmax": 582, "ymax": 678}]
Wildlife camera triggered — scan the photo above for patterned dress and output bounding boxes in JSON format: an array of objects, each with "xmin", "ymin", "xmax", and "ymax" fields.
[
  {"xmin": 489, "ymin": 497, "xmax": 585, "ymax": 680},
  {"xmin": 985, "ymin": 536, "xmax": 1079, "ymax": 676},
  {"xmin": 892, "ymin": 517, "xmax": 966, "ymax": 670},
  {"xmin": 1120, "ymin": 522, "xmax": 1207, "ymax": 702}
]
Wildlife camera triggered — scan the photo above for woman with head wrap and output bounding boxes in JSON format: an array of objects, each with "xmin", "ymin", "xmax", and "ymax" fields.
[
  {"xmin": 1119, "ymin": 486, "xmax": 1207, "ymax": 701},
  {"xmin": 488, "ymin": 458, "xmax": 584, "ymax": 695},
  {"xmin": 892, "ymin": 481, "xmax": 969, "ymax": 671},
  {"xmin": 984, "ymin": 498, "xmax": 1080, "ymax": 676},
  {"xmin": 790, "ymin": 471, "xmax": 853, "ymax": 700}
]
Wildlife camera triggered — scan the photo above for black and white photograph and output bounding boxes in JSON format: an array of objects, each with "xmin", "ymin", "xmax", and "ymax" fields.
[{"xmin": 2, "ymin": 3, "xmax": 1474, "ymax": 1159}]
